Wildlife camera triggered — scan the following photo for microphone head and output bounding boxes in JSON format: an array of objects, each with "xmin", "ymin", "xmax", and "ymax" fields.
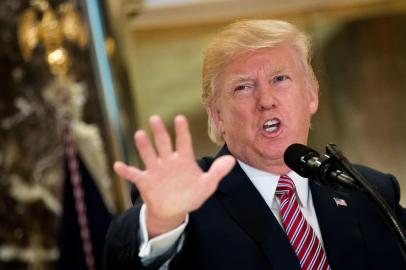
[{"xmin": 284, "ymin": 143, "xmax": 319, "ymax": 177}]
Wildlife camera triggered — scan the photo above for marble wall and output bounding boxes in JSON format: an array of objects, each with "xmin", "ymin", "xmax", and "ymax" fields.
[{"xmin": 0, "ymin": 0, "xmax": 115, "ymax": 269}]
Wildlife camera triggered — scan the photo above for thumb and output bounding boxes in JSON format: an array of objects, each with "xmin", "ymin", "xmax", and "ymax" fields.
[{"xmin": 204, "ymin": 155, "xmax": 236, "ymax": 186}]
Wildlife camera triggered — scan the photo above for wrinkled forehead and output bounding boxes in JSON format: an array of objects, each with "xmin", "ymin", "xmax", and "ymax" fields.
[{"xmin": 217, "ymin": 45, "xmax": 305, "ymax": 85}]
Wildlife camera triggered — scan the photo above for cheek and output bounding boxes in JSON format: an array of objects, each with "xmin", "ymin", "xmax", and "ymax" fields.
[
  {"xmin": 293, "ymin": 89, "xmax": 316, "ymax": 115},
  {"xmin": 285, "ymin": 98, "xmax": 312, "ymax": 128},
  {"xmin": 294, "ymin": 106, "xmax": 312, "ymax": 132},
  {"xmin": 222, "ymin": 106, "xmax": 250, "ymax": 131}
]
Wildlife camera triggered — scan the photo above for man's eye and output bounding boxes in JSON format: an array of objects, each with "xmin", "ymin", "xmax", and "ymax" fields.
[
  {"xmin": 234, "ymin": 85, "xmax": 250, "ymax": 91},
  {"xmin": 274, "ymin": 75, "xmax": 288, "ymax": 82}
]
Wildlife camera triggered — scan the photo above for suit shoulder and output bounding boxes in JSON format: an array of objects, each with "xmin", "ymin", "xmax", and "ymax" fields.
[
  {"xmin": 197, "ymin": 145, "xmax": 229, "ymax": 171},
  {"xmin": 353, "ymin": 164, "xmax": 397, "ymax": 189},
  {"xmin": 105, "ymin": 204, "xmax": 142, "ymax": 248},
  {"xmin": 104, "ymin": 204, "xmax": 150, "ymax": 270},
  {"xmin": 197, "ymin": 156, "xmax": 215, "ymax": 171},
  {"xmin": 353, "ymin": 164, "xmax": 400, "ymax": 208}
]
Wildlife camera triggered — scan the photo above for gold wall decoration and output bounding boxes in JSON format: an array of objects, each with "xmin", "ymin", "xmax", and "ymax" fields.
[
  {"xmin": 17, "ymin": 2, "xmax": 113, "ymax": 269},
  {"xmin": 18, "ymin": 0, "xmax": 88, "ymax": 76}
]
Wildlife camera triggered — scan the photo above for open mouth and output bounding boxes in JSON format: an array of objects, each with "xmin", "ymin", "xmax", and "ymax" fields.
[{"xmin": 263, "ymin": 118, "xmax": 281, "ymax": 133}]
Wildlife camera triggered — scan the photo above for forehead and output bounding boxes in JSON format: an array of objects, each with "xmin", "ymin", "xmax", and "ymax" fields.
[{"xmin": 221, "ymin": 44, "xmax": 303, "ymax": 79}]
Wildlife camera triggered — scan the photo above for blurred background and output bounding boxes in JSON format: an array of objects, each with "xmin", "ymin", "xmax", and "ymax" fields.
[{"xmin": 1, "ymin": 0, "xmax": 406, "ymax": 269}]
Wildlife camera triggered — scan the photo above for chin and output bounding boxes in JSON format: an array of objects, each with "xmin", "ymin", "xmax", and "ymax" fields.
[{"xmin": 261, "ymin": 147, "xmax": 285, "ymax": 160}]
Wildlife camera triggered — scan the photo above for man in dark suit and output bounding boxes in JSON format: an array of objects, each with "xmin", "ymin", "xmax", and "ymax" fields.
[{"xmin": 104, "ymin": 20, "xmax": 406, "ymax": 270}]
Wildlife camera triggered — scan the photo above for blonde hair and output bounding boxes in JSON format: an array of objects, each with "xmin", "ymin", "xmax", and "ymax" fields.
[{"xmin": 202, "ymin": 19, "xmax": 317, "ymax": 145}]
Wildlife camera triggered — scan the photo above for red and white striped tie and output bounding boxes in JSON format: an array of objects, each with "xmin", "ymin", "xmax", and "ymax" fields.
[{"xmin": 276, "ymin": 175, "xmax": 331, "ymax": 270}]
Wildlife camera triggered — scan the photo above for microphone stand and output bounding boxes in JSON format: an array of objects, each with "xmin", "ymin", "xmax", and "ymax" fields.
[{"xmin": 324, "ymin": 143, "xmax": 406, "ymax": 260}]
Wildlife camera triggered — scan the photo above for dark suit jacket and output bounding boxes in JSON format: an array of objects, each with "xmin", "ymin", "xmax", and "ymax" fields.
[{"xmin": 104, "ymin": 146, "xmax": 406, "ymax": 270}]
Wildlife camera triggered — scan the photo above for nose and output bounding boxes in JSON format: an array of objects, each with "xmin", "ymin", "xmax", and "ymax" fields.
[{"xmin": 256, "ymin": 83, "xmax": 278, "ymax": 111}]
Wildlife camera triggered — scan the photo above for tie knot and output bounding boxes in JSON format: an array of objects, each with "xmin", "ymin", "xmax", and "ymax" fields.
[{"xmin": 275, "ymin": 175, "xmax": 295, "ymax": 196}]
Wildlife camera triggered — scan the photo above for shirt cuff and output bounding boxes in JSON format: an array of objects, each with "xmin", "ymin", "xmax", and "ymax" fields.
[{"xmin": 138, "ymin": 204, "xmax": 188, "ymax": 260}]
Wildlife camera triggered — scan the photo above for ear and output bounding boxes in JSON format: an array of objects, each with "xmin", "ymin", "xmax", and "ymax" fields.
[
  {"xmin": 208, "ymin": 102, "xmax": 224, "ymax": 134},
  {"xmin": 307, "ymin": 79, "xmax": 319, "ymax": 115}
]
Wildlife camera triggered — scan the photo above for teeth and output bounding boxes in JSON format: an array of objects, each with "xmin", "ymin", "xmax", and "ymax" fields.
[{"xmin": 263, "ymin": 119, "xmax": 280, "ymax": 132}]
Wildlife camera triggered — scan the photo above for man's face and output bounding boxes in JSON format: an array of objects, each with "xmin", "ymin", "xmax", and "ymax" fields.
[{"xmin": 210, "ymin": 43, "xmax": 318, "ymax": 174}]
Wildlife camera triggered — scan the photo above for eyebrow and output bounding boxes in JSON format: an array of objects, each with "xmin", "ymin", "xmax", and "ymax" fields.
[
  {"xmin": 228, "ymin": 76, "xmax": 253, "ymax": 85},
  {"xmin": 269, "ymin": 66, "xmax": 287, "ymax": 76},
  {"xmin": 227, "ymin": 66, "xmax": 288, "ymax": 85}
]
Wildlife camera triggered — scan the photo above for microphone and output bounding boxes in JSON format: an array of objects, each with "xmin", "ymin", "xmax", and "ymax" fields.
[
  {"xmin": 285, "ymin": 144, "xmax": 406, "ymax": 258},
  {"xmin": 284, "ymin": 143, "xmax": 356, "ymax": 187}
]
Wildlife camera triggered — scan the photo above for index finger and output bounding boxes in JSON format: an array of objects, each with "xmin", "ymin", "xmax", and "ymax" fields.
[
  {"xmin": 174, "ymin": 115, "xmax": 193, "ymax": 157},
  {"xmin": 113, "ymin": 161, "xmax": 142, "ymax": 184}
]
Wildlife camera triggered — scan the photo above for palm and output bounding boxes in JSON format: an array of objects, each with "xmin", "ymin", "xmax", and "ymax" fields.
[
  {"xmin": 114, "ymin": 115, "xmax": 235, "ymax": 236},
  {"xmin": 140, "ymin": 152, "xmax": 212, "ymax": 218}
]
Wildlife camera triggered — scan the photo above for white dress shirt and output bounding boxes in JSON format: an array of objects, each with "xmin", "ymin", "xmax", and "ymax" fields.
[
  {"xmin": 237, "ymin": 160, "xmax": 324, "ymax": 245},
  {"xmin": 138, "ymin": 159, "xmax": 325, "ymax": 267}
]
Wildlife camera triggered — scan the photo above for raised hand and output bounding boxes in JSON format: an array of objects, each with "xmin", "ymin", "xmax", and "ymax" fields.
[{"xmin": 114, "ymin": 115, "xmax": 235, "ymax": 237}]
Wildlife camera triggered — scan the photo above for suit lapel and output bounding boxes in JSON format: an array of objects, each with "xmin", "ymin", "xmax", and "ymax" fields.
[
  {"xmin": 310, "ymin": 180, "xmax": 368, "ymax": 270},
  {"xmin": 216, "ymin": 161, "xmax": 301, "ymax": 270},
  {"xmin": 212, "ymin": 145, "xmax": 367, "ymax": 269}
]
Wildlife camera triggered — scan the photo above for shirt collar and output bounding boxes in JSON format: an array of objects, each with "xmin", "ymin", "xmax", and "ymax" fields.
[{"xmin": 237, "ymin": 160, "xmax": 309, "ymax": 207}]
